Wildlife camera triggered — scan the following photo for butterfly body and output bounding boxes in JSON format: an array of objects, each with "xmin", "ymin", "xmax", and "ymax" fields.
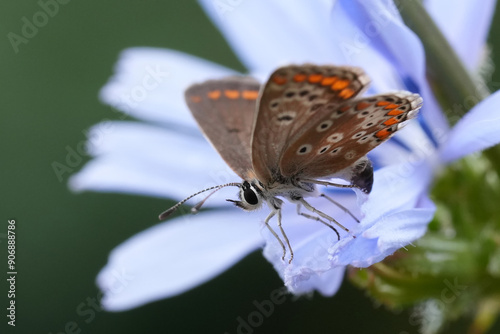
[
  {"xmin": 232, "ymin": 177, "xmax": 317, "ymax": 212},
  {"xmin": 166, "ymin": 65, "xmax": 422, "ymax": 262}
]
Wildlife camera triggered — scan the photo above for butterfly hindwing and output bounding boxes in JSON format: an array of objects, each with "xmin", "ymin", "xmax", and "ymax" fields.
[
  {"xmin": 185, "ymin": 77, "xmax": 260, "ymax": 179},
  {"xmin": 251, "ymin": 65, "xmax": 371, "ymax": 184},
  {"xmin": 279, "ymin": 92, "xmax": 423, "ymax": 180}
]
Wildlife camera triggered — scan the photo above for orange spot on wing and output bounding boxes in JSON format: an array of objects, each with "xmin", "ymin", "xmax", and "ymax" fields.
[
  {"xmin": 356, "ymin": 102, "xmax": 371, "ymax": 110},
  {"xmin": 272, "ymin": 75, "xmax": 287, "ymax": 85},
  {"xmin": 384, "ymin": 103, "xmax": 400, "ymax": 110},
  {"xmin": 308, "ymin": 74, "xmax": 323, "ymax": 83},
  {"xmin": 387, "ymin": 109, "xmax": 404, "ymax": 116},
  {"xmin": 339, "ymin": 105, "xmax": 351, "ymax": 112},
  {"xmin": 242, "ymin": 90, "xmax": 259, "ymax": 100},
  {"xmin": 190, "ymin": 96, "xmax": 202, "ymax": 103},
  {"xmin": 293, "ymin": 73, "xmax": 307, "ymax": 82},
  {"xmin": 376, "ymin": 101, "xmax": 391, "ymax": 106},
  {"xmin": 207, "ymin": 90, "xmax": 221, "ymax": 100},
  {"xmin": 383, "ymin": 117, "xmax": 399, "ymax": 126},
  {"xmin": 224, "ymin": 90, "xmax": 240, "ymax": 99},
  {"xmin": 339, "ymin": 88, "xmax": 355, "ymax": 99},
  {"xmin": 331, "ymin": 79, "xmax": 350, "ymax": 90},
  {"xmin": 321, "ymin": 76, "xmax": 338, "ymax": 86},
  {"xmin": 375, "ymin": 128, "xmax": 391, "ymax": 139}
]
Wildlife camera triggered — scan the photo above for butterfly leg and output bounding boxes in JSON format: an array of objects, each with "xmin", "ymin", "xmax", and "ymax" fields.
[
  {"xmin": 276, "ymin": 209, "xmax": 294, "ymax": 263},
  {"xmin": 320, "ymin": 193, "xmax": 360, "ymax": 223},
  {"xmin": 263, "ymin": 210, "xmax": 288, "ymax": 262},
  {"xmin": 301, "ymin": 179, "xmax": 358, "ymax": 190},
  {"xmin": 298, "ymin": 198, "xmax": 351, "ymax": 235},
  {"xmin": 296, "ymin": 204, "xmax": 340, "ymax": 240}
]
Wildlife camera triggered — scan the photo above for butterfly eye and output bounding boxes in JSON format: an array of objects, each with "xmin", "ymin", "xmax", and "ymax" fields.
[
  {"xmin": 241, "ymin": 181, "xmax": 260, "ymax": 206},
  {"xmin": 243, "ymin": 187, "xmax": 259, "ymax": 205}
]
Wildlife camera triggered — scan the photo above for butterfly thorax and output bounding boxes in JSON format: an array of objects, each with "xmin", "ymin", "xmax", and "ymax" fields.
[{"xmin": 232, "ymin": 176, "xmax": 318, "ymax": 212}]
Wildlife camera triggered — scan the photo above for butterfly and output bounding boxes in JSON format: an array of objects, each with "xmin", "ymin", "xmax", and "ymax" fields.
[{"xmin": 160, "ymin": 65, "xmax": 422, "ymax": 263}]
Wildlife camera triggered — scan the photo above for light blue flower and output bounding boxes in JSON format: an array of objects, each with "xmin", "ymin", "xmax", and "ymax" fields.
[{"xmin": 69, "ymin": 0, "xmax": 499, "ymax": 311}]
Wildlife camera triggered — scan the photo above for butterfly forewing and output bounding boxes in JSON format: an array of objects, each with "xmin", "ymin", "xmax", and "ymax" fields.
[
  {"xmin": 279, "ymin": 92, "xmax": 423, "ymax": 178},
  {"xmin": 185, "ymin": 77, "xmax": 260, "ymax": 179},
  {"xmin": 251, "ymin": 65, "xmax": 370, "ymax": 184}
]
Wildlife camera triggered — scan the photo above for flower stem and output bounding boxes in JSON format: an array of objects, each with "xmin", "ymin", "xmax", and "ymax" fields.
[
  {"xmin": 468, "ymin": 297, "xmax": 500, "ymax": 334},
  {"xmin": 398, "ymin": 0, "xmax": 487, "ymax": 122}
]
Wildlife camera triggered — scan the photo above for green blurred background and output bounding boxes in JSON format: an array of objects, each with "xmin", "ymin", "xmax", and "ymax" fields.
[{"xmin": 1, "ymin": 1, "xmax": 500, "ymax": 333}]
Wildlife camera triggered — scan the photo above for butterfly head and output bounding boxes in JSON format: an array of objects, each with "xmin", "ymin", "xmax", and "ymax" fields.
[{"xmin": 227, "ymin": 180, "xmax": 264, "ymax": 211}]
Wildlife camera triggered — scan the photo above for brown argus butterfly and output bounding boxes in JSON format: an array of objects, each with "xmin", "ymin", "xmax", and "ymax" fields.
[{"xmin": 160, "ymin": 65, "xmax": 422, "ymax": 262}]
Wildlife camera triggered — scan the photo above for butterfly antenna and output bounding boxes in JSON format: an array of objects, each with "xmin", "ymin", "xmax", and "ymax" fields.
[{"xmin": 158, "ymin": 182, "xmax": 241, "ymax": 221}]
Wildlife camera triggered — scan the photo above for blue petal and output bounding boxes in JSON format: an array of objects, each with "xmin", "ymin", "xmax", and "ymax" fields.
[
  {"xmin": 330, "ymin": 161, "xmax": 436, "ymax": 267},
  {"xmin": 440, "ymin": 90, "xmax": 500, "ymax": 162},
  {"xmin": 336, "ymin": 0, "xmax": 449, "ymax": 135},
  {"xmin": 369, "ymin": 122, "xmax": 437, "ymax": 167},
  {"xmin": 424, "ymin": 0, "xmax": 497, "ymax": 70},
  {"xmin": 338, "ymin": 0, "xmax": 424, "ymax": 84},
  {"xmin": 69, "ymin": 121, "xmax": 240, "ymax": 205},
  {"xmin": 97, "ymin": 209, "xmax": 263, "ymax": 311},
  {"xmin": 361, "ymin": 159, "xmax": 435, "ymax": 224},
  {"xmin": 198, "ymin": 0, "xmax": 345, "ymax": 74},
  {"xmin": 330, "ymin": 205, "xmax": 435, "ymax": 267},
  {"xmin": 100, "ymin": 47, "xmax": 237, "ymax": 127},
  {"xmin": 199, "ymin": 0, "xmax": 448, "ymax": 134}
]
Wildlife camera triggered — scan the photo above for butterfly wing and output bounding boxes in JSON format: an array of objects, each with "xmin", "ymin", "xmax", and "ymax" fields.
[
  {"xmin": 185, "ymin": 77, "xmax": 260, "ymax": 179},
  {"xmin": 251, "ymin": 65, "xmax": 370, "ymax": 184},
  {"xmin": 279, "ymin": 91, "xmax": 423, "ymax": 189}
]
